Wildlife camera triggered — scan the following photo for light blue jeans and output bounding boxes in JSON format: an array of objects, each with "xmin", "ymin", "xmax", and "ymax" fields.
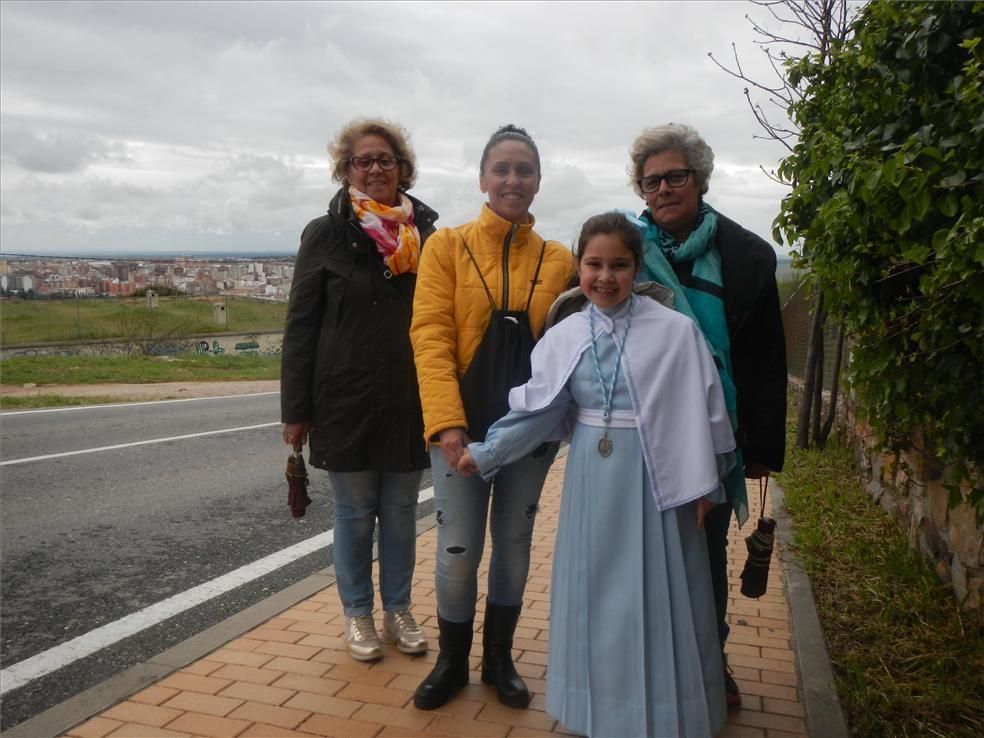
[
  {"xmin": 326, "ymin": 470, "xmax": 422, "ymax": 618},
  {"xmin": 430, "ymin": 445, "xmax": 558, "ymax": 623}
]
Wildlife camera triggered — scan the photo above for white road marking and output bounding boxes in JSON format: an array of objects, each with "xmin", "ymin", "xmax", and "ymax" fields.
[
  {"xmin": 0, "ymin": 485, "xmax": 436, "ymax": 695},
  {"xmin": 0, "ymin": 422, "xmax": 280, "ymax": 466},
  {"xmin": 1, "ymin": 391, "xmax": 279, "ymax": 417}
]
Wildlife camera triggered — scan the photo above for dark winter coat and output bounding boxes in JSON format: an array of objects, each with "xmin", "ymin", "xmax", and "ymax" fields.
[
  {"xmin": 648, "ymin": 211, "xmax": 788, "ymax": 473},
  {"xmin": 715, "ymin": 213, "xmax": 788, "ymax": 473},
  {"xmin": 280, "ymin": 188, "xmax": 438, "ymax": 472}
]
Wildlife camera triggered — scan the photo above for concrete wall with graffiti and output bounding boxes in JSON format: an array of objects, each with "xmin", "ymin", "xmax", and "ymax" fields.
[{"xmin": 2, "ymin": 331, "xmax": 283, "ymax": 360}]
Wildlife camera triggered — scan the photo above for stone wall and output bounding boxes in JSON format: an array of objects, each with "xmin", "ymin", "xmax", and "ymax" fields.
[{"xmin": 790, "ymin": 377, "xmax": 983, "ymax": 614}]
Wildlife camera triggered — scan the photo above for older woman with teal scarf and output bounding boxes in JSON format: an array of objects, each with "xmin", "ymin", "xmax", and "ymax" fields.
[{"xmin": 625, "ymin": 123, "xmax": 788, "ymax": 710}]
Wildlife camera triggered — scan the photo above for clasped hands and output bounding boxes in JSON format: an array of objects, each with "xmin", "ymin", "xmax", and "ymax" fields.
[
  {"xmin": 439, "ymin": 426, "xmax": 718, "ymax": 528},
  {"xmin": 439, "ymin": 427, "xmax": 479, "ymax": 476}
]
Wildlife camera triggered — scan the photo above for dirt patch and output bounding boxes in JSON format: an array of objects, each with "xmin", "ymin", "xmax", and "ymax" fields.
[{"xmin": 0, "ymin": 380, "xmax": 280, "ymax": 402}]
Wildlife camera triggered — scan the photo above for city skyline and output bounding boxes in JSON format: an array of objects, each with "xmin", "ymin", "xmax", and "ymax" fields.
[{"xmin": 0, "ymin": 254, "xmax": 296, "ymax": 301}]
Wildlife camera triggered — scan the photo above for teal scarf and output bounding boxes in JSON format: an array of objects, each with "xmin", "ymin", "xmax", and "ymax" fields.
[{"xmin": 624, "ymin": 203, "xmax": 749, "ymax": 525}]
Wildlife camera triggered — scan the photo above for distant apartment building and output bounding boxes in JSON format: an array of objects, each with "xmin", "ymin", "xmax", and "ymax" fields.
[{"xmin": 11, "ymin": 274, "xmax": 34, "ymax": 292}]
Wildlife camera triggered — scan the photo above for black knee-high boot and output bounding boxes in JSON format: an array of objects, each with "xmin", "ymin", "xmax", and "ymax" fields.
[
  {"xmin": 481, "ymin": 602, "xmax": 530, "ymax": 708},
  {"xmin": 413, "ymin": 615, "xmax": 473, "ymax": 710}
]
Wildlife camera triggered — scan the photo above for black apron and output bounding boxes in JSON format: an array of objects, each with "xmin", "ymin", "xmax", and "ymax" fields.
[{"xmin": 458, "ymin": 236, "xmax": 547, "ymax": 442}]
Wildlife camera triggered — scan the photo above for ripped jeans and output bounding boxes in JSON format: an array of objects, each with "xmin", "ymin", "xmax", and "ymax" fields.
[{"xmin": 430, "ymin": 445, "xmax": 557, "ymax": 623}]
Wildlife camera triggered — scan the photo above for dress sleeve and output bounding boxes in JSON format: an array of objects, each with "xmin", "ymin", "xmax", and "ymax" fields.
[{"xmin": 467, "ymin": 388, "xmax": 573, "ymax": 480}]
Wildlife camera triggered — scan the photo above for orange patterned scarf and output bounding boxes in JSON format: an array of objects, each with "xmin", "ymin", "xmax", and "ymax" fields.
[{"xmin": 349, "ymin": 187, "xmax": 421, "ymax": 275}]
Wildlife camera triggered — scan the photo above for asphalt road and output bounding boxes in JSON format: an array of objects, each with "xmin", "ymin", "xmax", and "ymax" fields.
[{"xmin": 0, "ymin": 393, "xmax": 434, "ymax": 730}]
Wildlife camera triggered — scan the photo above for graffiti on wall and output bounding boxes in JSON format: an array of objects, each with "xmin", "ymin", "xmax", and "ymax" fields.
[
  {"xmin": 3, "ymin": 332, "xmax": 282, "ymax": 360},
  {"xmin": 12, "ymin": 348, "xmax": 75, "ymax": 358},
  {"xmin": 196, "ymin": 340, "xmax": 226, "ymax": 355},
  {"xmin": 234, "ymin": 334, "xmax": 260, "ymax": 354}
]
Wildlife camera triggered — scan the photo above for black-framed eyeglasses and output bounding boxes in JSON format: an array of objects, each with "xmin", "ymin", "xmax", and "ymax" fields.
[
  {"xmin": 637, "ymin": 168, "xmax": 694, "ymax": 193},
  {"xmin": 350, "ymin": 155, "xmax": 401, "ymax": 171}
]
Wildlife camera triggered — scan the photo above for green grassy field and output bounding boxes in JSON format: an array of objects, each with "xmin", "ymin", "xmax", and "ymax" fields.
[
  {"xmin": 0, "ymin": 354, "xmax": 281, "ymax": 386},
  {"xmin": 1, "ymin": 394, "xmax": 127, "ymax": 409},
  {"xmin": 0, "ymin": 296, "xmax": 287, "ymax": 346}
]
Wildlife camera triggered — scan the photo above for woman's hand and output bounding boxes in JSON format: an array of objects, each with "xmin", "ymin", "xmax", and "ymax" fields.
[
  {"xmin": 457, "ymin": 449, "xmax": 479, "ymax": 477},
  {"xmin": 744, "ymin": 462, "xmax": 772, "ymax": 479},
  {"xmin": 283, "ymin": 421, "xmax": 311, "ymax": 451},
  {"xmin": 696, "ymin": 497, "xmax": 716, "ymax": 530},
  {"xmin": 438, "ymin": 427, "xmax": 470, "ymax": 469}
]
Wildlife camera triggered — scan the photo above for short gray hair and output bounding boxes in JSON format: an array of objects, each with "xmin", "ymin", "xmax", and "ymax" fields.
[{"xmin": 628, "ymin": 123, "xmax": 714, "ymax": 196}]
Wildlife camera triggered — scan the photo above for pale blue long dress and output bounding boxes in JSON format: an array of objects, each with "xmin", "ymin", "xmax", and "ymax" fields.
[{"xmin": 469, "ymin": 301, "xmax": 727, "ymax": 738}]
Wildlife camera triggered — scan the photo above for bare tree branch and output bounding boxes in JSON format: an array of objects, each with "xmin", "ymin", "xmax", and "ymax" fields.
[
  {"xmin": 709, "ymin": 0, "xmax": 858, "ymax": 156},
  {"xmin": 710, "ymin": 0, "xmax": 862, "ymax": 448},
  {"xmin": 759, "ymin": 163, "xmax": 789, "ymax": 185}
]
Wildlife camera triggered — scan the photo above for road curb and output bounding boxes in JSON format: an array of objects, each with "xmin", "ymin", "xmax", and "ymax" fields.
[
  {"xmin": 771, "ymin": 481, "xmax": 851, "ymax": 738},
  {"xmin": 1, "ymin": 515, "xmax": 440, "ymax": 738}
]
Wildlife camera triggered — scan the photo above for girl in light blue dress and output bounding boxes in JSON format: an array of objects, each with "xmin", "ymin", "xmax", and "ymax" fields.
[{"xmin": 459, "ymin": 212, "xmax": 734, "ymax": 738}]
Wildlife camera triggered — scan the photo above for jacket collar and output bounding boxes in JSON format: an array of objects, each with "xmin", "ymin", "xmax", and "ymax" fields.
[
  {"xmin": 327, "ymin": 186, "xmax": 439, "ymax": 232},
  {"xmin": 714, "ymin": 212, "xmax": 776, "ymax": 334},
  {"xmin": 477, "ymin": 203, "xmax": 538, "ymax": 244}
]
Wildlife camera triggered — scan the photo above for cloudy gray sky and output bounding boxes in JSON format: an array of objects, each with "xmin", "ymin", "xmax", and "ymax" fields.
[{"xmin": 1, "ymin": 0, "xmax": 796, "ymax": 257}]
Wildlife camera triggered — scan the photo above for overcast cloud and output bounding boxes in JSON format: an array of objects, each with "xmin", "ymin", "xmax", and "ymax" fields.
[{"xmin": 1, "ymin": 0, "xmax": 796, "ymax": 256}]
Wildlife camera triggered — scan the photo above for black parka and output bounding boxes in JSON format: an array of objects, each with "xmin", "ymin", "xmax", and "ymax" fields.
[
  {"xmin": 716, "ymin": 213, "xmax": 788, "ymax": 474},
  {"xmin": 641, "ymin": 210, "xmax": 788, "ymax": 473},
  {"xmin": 280, "ymin": 188, "xmax": 438, "ymax": 472}
]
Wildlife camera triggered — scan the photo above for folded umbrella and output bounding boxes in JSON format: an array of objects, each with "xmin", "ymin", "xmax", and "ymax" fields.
[
  {"xmin": 285, "ymin": 450, "xmax": 312, "ymax": 518},
  {"xmin": 740, "ymin": 476, "xmax": 776, "ymax": 598},
  {"xmin": 739, "ymin": 515, "xmax": 776, "ymax": 598}
]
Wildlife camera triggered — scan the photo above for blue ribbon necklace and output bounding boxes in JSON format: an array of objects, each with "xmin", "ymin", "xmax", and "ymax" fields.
[{"xmin": 588, "ymin": 295, "xmax": 635, "ymax": 457}]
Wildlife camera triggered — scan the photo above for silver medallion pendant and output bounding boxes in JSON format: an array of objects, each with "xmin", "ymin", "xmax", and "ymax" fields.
[{"xmin": 598, "ymin": 433, "xmax": 613, "ymax": 457}]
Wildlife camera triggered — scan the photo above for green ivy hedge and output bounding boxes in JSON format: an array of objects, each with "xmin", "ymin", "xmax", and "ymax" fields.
[{"xmin": 776, "ymin": 0, "xmax": 984, "ymax": 514}]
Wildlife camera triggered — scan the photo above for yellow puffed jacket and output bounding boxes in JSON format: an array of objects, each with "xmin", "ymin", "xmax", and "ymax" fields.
[{"xmin": 411, "ymin": 204, "xmax": 575, "ymax": 443}]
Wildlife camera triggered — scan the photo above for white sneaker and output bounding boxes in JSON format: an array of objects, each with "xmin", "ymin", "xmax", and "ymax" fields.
[
  {"xmin": 382, "ymin": 608, "xmax": 428, "ymax": 654},
  {"xmin": 345, "ymin": 614, "xmax": 382, "ymax": 661}
]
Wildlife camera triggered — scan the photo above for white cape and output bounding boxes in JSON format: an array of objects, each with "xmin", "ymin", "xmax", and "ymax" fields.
[{"xmin": 509, "ymin": 295, "xmax": 736, "ymax": 511}]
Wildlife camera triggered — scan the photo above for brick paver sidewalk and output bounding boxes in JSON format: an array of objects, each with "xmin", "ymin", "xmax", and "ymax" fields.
[{"xmin": 63, "ymin": 456, "xmax": 807, "ymax": 738}]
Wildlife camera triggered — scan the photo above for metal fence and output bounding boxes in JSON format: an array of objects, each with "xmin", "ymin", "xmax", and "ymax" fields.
[{"xmin": 780, "ymin": 281, "xmax": 844, "ymax": 391}]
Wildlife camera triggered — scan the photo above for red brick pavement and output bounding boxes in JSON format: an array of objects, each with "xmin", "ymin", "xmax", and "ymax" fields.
[{"xmin": 63, "ymin": 456, "xmax": 806, "ymax": 738}]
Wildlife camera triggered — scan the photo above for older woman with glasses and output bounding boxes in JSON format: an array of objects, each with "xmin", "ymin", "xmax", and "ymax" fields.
[
  {"xmin": 281, "ymin": 118, "xmax": 438, "ymax": 663},
  {"xmin": 628, "ymin": 123, "xmax": 787, "ymax": 710}
]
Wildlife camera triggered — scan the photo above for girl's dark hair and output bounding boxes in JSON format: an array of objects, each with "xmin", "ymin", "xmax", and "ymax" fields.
[
  {"xmin": 575, "ymin": 212, "xmax": 643, "ymax": 268},
  {"xmin": 479, "ymin": 124, "xmax": 541, "ymax": 174}
]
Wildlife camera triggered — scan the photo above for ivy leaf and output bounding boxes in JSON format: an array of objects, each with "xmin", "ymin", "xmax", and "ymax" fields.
[
  {"xmin": 890, "ymin": 204, "xmax": 912, "ymax": 232},
  {"xmin": 902, "ymin": 244, "xmax": 930, "ymax": 263},
  {"xmin": 942, "ymin": 170, "xmax": 967, "ymax": 188},
  {"xmin": 882, "ymin": 157, "xmax": 898, "ymax": 184},
  {"xmin": 912, "ymin": 188, "xmax": 931, "ymax": 219},
  {"xmin": 938, "ymin": 193, "xmax": 959, "ymax": 217},
  {"xmin": 933, "ymin": 228, "xmax": 952, "ymax": 251},
  {"xmin": 865, "ymin": 168, "xmax": 882, "ymax": 191}
]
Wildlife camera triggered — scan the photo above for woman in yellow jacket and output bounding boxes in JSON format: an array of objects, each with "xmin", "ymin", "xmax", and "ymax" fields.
[{"xmin": 411, "ymin": 125, "xmax": 574, "ymax": 711}]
